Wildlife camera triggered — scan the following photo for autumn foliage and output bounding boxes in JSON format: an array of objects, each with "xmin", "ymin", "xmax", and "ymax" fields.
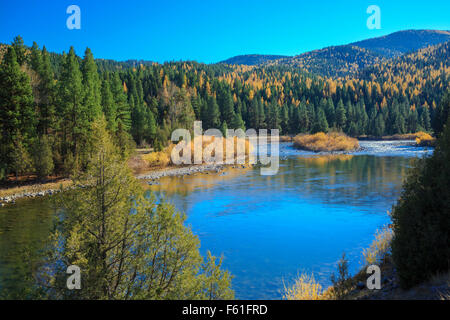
[
  {"xmin": 141, "ymin": 136, "xmax": 253, "ymax": 169},
  {"xmin": 414, "ymin": 131, "xmax": 435, "ymax": 146},
  {"xmin": 293, "ymin": 132, "xmax": 359, "ymax": 152}
]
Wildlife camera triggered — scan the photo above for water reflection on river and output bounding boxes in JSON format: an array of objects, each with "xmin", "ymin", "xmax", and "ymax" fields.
[
  {"xmin": 146, "ymin": 144, "xmax": 427, "ymax": 299},
  {"xmin": 0, "ymin": 141, "xmax": 432, "ymax": 299}
]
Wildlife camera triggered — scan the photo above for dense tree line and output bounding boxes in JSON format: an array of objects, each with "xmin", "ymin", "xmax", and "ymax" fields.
[
  {"xmin": 391, "ymin": 92, "xmax": 450, "ymax": 288},
  {"xmin": 0, "ymin": 36, "xmax": 448, "ymax": 180}
]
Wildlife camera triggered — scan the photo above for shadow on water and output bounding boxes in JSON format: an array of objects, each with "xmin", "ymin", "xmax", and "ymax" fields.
[{"xmin": 0, "ymin": 197, "xmax": 56, "ymax": 297}]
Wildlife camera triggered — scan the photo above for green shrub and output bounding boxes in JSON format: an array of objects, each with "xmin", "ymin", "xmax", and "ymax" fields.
[
  {"xmin": 391, "ymin": 114, "xmax": 450, "ymax": 288},
  {"xmin": 330, "ymin": 253, "xmax": 353, "ymax": 299},
  {"xmin": 33, "ymin": 135, "xmax": 54, "ymax": 180}
]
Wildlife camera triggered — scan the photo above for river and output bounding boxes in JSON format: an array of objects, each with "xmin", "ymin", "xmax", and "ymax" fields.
[{"xmin": 0, "ymin": 141, "xmax": 433, "ymax": 299}]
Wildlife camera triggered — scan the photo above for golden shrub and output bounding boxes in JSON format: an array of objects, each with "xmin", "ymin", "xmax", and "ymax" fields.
[
  {"xmin": 363, "ymin": 226, "xmax": 393, "ymax": 265},
  {"xmin": 283, "ymin": 273, "xmax": 325, "ymax": 300},
  {"xmin": 415, "ymin": 131, "xmax": 435, "ymax": 146},
  {"xmin": 189, "ymin": 135, "xmax": 253, "ymax": 163},
  {"xmin": 141, "ymin": 144, "xmax": 174, "ymax": 168},
  {"xmin": 142, "ymin": 136, "xmax": 254, "ymax": 169},
  {"xmin": 293, "ymin": 132, "xmax": 359, "ymax": 152}
]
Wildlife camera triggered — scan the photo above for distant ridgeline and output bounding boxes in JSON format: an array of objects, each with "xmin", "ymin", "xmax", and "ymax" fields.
[
  {"xmin": 220, "ymin": 29, "xmax": 450, "ymax": 77},
  {"xmin": 0, "ymin": 29, "xmax": 449, "ymax": 179}
]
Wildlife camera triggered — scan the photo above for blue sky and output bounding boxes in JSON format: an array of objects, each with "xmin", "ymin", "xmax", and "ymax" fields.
[{"xmin": 0, "ymin": 0, "xmax": 449, "ymax": 63}]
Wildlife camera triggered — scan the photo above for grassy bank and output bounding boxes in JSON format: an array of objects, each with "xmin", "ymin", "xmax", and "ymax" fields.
[
  {"xmin": 293, "ymin": 132, "xmax": 359, "ymax": 152},
  {"xmin": 1, "ymin": 136, "xmax": 253, "ymax": 202},
  {"xmin": 284, "ymin": 227, "xmax": 450, "ymax": 300},
  {"xmin": 357, "ymin": 131, "xmax": 436, "ymax": 143},
  {"xmin": 0, "ymin": 178, "xmax": 72, "ymax": 200},
  {"xmin": 133, "ymin": 136, "xmax": 254, "ymax": 173}
]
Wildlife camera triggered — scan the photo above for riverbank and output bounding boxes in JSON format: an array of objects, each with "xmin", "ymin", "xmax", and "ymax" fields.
[
  {"xmin": 0, "ymin": 179, "xmax": 72, "ymax": 206},
  {"xmin": 137, "ymin": 163, "xmax": 230, "ymax": 181},
  {"xmin": 337, "ymin": 255, "xmax": 449, "ymax": 300},
  {"xmin": 284, "ymin": 234, "xmax": 449, "ymax": 300},
  {"xmin": 0, "ymin": 163, "xmax": 237, "ymax": 205},
  {"xmin": 357, "ymin": 131, "xmax": 435, "ymax": 142},
  {"xmin": 1, "ymin": 138, "xmax": 433, "ymax": 205}
]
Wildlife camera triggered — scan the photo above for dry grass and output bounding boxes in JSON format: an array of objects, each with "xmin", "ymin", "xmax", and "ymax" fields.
[
  {"xmin": 358, "ymin": 132, "xmax": 436, "ymax": 142},
  {"xmin": 362, "ymin": 226, "xmax": 393, "ymax": 265},
  {"xmin": 415, "ymin": 131, "xmax": 435, "ymax": 146},
  {"xmin": 278, "ymin": 135, "xmax": 294, "ymax": 142},
  {"xmin": 0, "ymin": 179, "xmax": 72, "ymax": 198},
  {"xmin": 140, "ymin": 136, "xmax": 254, "ymax": 170},
  {"xmin": 189, "ymin": 136, "xmax": 253, "ymax": 163},
  {"xmin": 141, "ymin": 144, "xmax": 174, "ymax": 168},
  {"xmin": 384, "ymin": 133, "xmax": 423, "ymax": 140},
  {"xmin": 283, "ymin": 273, "xmax": 325, "ymax": 300},
  {"xmin": 293, "ymin": 132, "xmax": 359, "ymax": 152}
]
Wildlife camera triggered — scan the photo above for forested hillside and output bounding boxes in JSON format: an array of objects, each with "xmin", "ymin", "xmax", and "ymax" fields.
[
  {"xmin": 0, "ymin": 34, "xmax": 449, "ymax": 180},
  {"xmin": 272, "ymin": 45, "xmax": 384, "ymax": 77},
  {"xmin": 220, "ymin": 30, "xmax": 450, "ymax": 77},
  {"xmin": 350, "ymin": 29, "xmax": 450, "ymax": 58},
  {"xmin": 220, "ymin": 54, "xmax": 289, "ymax": 66}
]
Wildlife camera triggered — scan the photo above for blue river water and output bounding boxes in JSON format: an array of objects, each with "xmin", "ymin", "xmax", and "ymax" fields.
[
  {"xmin": 148, "ymin": 141, "xmax": 432, "ymax": 299},
  {"xmin": 0, "ymin": 140, "xmax": 433, "ymax": 299}
]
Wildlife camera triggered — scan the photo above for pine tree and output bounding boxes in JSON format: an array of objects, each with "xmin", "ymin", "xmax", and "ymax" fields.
[
  {"xmin": 358, "ymin": 102, "xmax": 369, "ymax": 135},
  {"xmin": 111, "ymin": 73, "xmax": 131, "ymax": 131},
  {"xmin": 266, "ymin": 101, "xmax": 280, "ymax": 131},
  {"xmin": 248, "ymin": 98, "xmax": 259, "ymax": 129},
  {"xmin": 298, "ymin": 103, "xmax": 309, "ymax": 133},
  {"xmin": 312, "ymin": 108, "xmax": 329, "ymax": 133},
  {"xmin": 147, "ymin": 110, "xmax": 157, "ymax": 145},
  {"xmin": 29, "ymin": 42, "xmax": 43, "ymax": 73},
  {"xmin": 39, "ymin": 119, "xmax": 233, "ymax": 299},
  {"xmin": 374, "ymin": 113, "xmax": 385, "ymax": 137},
  {"xmin": 257, "ymin": 99, "xmax": 266, "ymax": 129},
  {"xmin": 221, "ymin": 121, "xmax": 228, "ymax": 137},
  {"xmin": 192, "ymin": 95, "xmax": 202, "ymax": 119},
  {"xmin": 33, "ymin": 135, "xmax": 54, "ymax": 181},
  {"xmin": 432, "ymin": 91, "xmax": 450, "ymax": 136},
  {"xmin": 37, "ymin": 46, "xmax": 56, "ymax": 135},
  {"xmin": 57, "ymin": 46, "xmax": 85, "ymax": 170},
  {"xmin": 231, "ymin": 112, "xmax": 245, "ymax": 131},
  {"xmin": 81, "ymin": 48, "xmax": 102, "ymax": 121},
  {"xmin": 11, "ymin": 135, "xmax": 33, "ymax": 180},
  {"xmin": 12, "ymin": 35, "xmax": 27, "ymax": 66},
  {"xmin": 131, "ymin": 95, "xmax": 146, "ymax": 145},
  {"xmin": 101, "ymin": 78, "xmax": 116, "ymax": 131},
  {"xmin": 420, "ymin": 107, "xmax": 431, "ymax": 132},
  {"xmin": 280, "ymin": 105, "xmax": 289, "ymax": 134},
  {"xmin": 0, "ymin": 47, "xmax": 36, "ymax": 178},
  {"xmin": 325, "ymin": 98, "xmax": 335, "ymax": 128},
  {"xmin": 335, "ymin": 100, "xmax": 346, "ymax": 130},
  {"xmin": 407, "ymin": 109, "xmax": 419, "ymax": 133},
  {"xmin": 205, "ymin": 95, "xmax": 221, "ymax": 129},
  {"xmin": 219, "ymin": 89, "xmax": 235, "ymax": 125}
]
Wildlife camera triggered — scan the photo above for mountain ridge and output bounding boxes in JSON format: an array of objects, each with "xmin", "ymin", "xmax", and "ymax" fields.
[
  {"xmin": 218, "ymin": 54, "xmax": 289, "ymax": 66},
  {"xmin": 218, "ymin": 29, "xmax": 450, "ymax": 77}
]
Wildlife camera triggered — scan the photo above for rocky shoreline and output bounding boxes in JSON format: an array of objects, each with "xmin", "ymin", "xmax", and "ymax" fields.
[
  {"xmin": 0, "ymin": 164, "xmax": 237, "ymax": 206},
  {"xmin": 137, "ymin": 163, "xmax": 228, "ymax": 182},
  {"xmin": 0, "ymin": 188, "xmax": 61, "ymax": 206}
]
